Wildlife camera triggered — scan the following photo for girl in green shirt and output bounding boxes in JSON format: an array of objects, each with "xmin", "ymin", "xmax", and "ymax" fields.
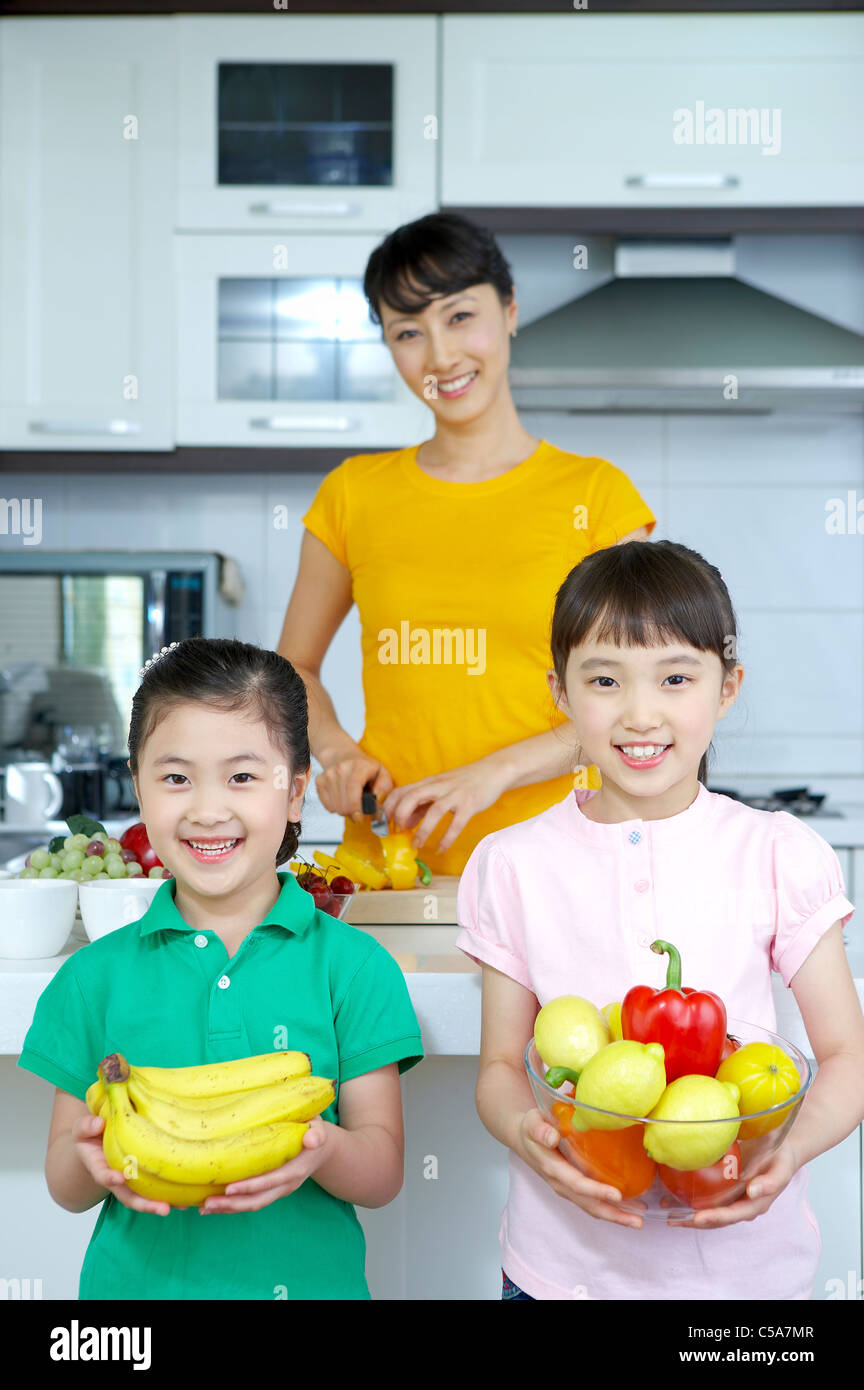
[{"xmin": 19, "ymin": 637, "xmax": 423, "ymax": 1300}]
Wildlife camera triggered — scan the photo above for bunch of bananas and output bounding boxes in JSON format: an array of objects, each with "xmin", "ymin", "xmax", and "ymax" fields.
[{"xmin": 86, "ymin": 1050, "xmax": 335, "ymax": 1208}]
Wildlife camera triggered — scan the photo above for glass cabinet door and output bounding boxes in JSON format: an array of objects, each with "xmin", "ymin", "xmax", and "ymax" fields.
[
  {"xmin": 218, "ymin": 277, "xmax": 393, "ymax": 403},
  {"xmin": 178, "ymin": 16, "xmax": 438, "ymax": 231},
  {"xmin": 176, "ymin": 234, "xmax": 432, "ymax": 447},
  {"xmin": 218, "ymin": 63, "xmax": 393, "ymax": 189}
]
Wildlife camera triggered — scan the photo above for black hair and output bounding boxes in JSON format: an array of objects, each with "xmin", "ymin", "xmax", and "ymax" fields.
[
  {"xmin": 549, "ymin": 540, "xmax": 740, "ymax": 787},
  {"xmin": 363, "ymin": 211, "xmax": 515, "ymax": 328},
  {"xmin": 127, "ymin": 637, "xmax": 310, "ymax": 864}
]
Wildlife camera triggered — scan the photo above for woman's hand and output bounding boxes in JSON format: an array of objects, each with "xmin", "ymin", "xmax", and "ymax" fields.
[
  {"xmin": 666, "ymin": 1137, "xmax": 800, "ymax": 1230},
  {"xmin": 199, "ymin": 1119, "xmax": 333, "ymax": 1214},
  {"xmin": 73, "ymin": 1113, "xmax": 172, "ymax": 1217},
  {"xmin": 515, "ymin": 1108, "xmax": 646, "ymax": 1229},
  {"xmin": 381, "ymin": 757, "xmax": 512, "ymax": 854},
  {"xmin": 315, "ymin": 750, "xmax": 394, "ymax": 821}
]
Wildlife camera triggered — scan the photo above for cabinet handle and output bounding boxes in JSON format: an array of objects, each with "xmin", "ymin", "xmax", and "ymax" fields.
[
  {"xmin": 28, "ymin": 420, "xmax": 142, "ymax": 435},
  {"xmin": 247, "ymin": 200, "xmax": 359, "ymax": 217},
  {"xmin": 625, "ymin": 174, "xmax": 740, "ymax": 190},
  {"xmin": 248, "ymin": 415, "xmax": 361, "ymax": 431}
]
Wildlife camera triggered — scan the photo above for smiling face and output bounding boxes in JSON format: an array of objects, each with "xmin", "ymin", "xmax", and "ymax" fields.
[
  {"xmin": 130, "ymin": 701, "xmax": 309, "ymax": 916},
  {"xmin": 378, "ymin": 282, "xmax": 518, "ymax": 420},
  {"xmin": 548, "ymin": 628, "xmax": 744, "ymax": 821}
]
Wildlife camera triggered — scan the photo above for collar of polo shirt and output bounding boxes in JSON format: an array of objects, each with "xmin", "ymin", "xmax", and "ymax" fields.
[{"xmin": 136, "ymin": 871, "xmax": 317, "ymax": 938}]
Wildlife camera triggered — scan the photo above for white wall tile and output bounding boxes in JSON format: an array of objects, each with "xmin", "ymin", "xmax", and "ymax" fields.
[
  {"xmin": 520, "ymin": 411, "xmax": 665, "ymax": 486},
  {"xmin": 666, "ymin": 486, "xmax": 864, "ymax": 610},
  {"xmin": 710, "ymin": 737, "xmax": 864, "ymax": 781},
  {"xmin": 725, "ymin": 611, "xmax": 864, "ymax": 738},
  {"xmin": 667, "ymin": 414, "xmax": 864, "ymax": 487}
]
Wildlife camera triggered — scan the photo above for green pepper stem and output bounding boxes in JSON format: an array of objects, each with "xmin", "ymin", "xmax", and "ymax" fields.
[
  {"xmin": 544, "ymin": 1066, "xmax": 581, "ymax": 1090},
  {"xmin": 650, "ymin": 939, "xmax": 682, "ymax": 990},
  {"xmin": 414, "ymin": 858, "xmax": 432, "ymax": 885}
]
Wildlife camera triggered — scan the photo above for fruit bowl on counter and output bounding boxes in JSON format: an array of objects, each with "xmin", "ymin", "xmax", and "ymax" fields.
[
  {"xmin": 78, "ymin": 876, "xmax": 166, "ymax": 942},
  {"xmin": 524, "ymin": 1019, "xmax": 812, "ymax": 1223},
  {"xmin": 0, "ymin": 878, "xmax": 79, "ymax": 959}
]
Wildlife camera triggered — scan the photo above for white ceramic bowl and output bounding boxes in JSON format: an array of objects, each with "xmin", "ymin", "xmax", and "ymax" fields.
[
  {"xmin": 0, "ymin": 879, "xmax": 79, "ymax": 959},
  {"xmin": 78, "ymin": 877, "xmax": 165, "ymax": 941}
]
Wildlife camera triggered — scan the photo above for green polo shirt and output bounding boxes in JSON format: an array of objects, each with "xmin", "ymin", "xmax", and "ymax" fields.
[{"xmin": 18, "ymin": 871, "xmax": 423, "ymax": 1301}]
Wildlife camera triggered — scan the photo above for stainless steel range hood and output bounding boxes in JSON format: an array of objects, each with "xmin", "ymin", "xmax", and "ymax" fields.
[{"xmin": 508, "ymin": 241, "xmax": 864, "ymax": 413}]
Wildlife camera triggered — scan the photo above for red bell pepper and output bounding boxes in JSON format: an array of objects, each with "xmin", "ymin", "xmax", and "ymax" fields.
[{"xmin": 621, "ymin": 939, "xmax": 727, "ymax": 1084}]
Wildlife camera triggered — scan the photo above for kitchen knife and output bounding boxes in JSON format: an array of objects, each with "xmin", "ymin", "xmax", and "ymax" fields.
[{"xmin": 361, "ymin": 782, "xmax": 388, "ymax": 836}]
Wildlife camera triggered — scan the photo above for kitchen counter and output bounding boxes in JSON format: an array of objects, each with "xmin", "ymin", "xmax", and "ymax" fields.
[{"xmin": 3, "ymin": 920, "xmax": 864, "ymax": 1060}]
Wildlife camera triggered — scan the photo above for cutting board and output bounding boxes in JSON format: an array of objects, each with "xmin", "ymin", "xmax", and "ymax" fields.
[{"xmin": 343, "ymin": 875, "xmax": 460, "ymax": 925}]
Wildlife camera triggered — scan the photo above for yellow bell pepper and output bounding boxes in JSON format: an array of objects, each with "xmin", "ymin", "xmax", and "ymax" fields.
[
  {"xmin": 382, "ymin": 830, "xmax": 421, "ymax": 890},
  {"xmin": 313, "ymin": 848, "xmax": 388, "ymax": 891}
]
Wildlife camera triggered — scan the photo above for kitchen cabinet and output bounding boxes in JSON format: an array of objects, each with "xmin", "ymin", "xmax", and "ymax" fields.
[
  {"xmin": 175, "ymin": 233, "xmax": 432, "ymax": 447},
  {"xmin": 176, "ymin": 16, "xmax": 438, "ymax": 233},
  {"xmin": 0, "ymin": 19, "xmax": 175, "ymax": 451},
  {"xmin": 772, "ymin": 972, "xmax": 863, "ymax": 1299},
  {"xmin": 809, "ymin": 1126, "xmax": 863, "ymax": 1301},
  {"xmin": 442, "ymin": 15, "xmax": 864, "ymax": 209}
]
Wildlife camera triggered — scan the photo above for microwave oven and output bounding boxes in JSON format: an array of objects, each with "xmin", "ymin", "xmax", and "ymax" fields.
[{"xmin": 0, "ymin": 551, "xmax": 243, "ymax": 763}]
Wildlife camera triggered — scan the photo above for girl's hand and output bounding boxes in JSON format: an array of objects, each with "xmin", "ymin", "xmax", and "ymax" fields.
[
  {"xmin": 381, "ymin": 758, "xmax": 512, "ymax": 855},
  {"xmin": 73, "ymin": 1113, "xmax": 171, "ymax": 1218},
  {"xmin": 666, "ymin": 1137, "xmax": 800, "ymax": 1230},
  {"xmin": 315, "ymin": 753, "xmax": 394, "ymax": 821},
  {"xmin": 199, "ymin": 1118, "xmax": 333, "ymax": 1215},
  {"xmin": 516, "ymin": 1108, "xmax": 646, "ymax": 1229}
]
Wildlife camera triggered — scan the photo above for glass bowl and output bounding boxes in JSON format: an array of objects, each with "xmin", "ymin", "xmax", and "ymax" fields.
[
  {"xmin": 524, "ymin": 1018, "xmax": 811, "ymax": 1222},
  {"xmin": 292, "ymin": 882, "xmax": 355, "ymax": 920}
]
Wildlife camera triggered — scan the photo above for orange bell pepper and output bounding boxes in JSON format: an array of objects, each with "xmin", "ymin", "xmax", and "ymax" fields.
[{"xmin": 565, "ymin": 1123, "xmax": 657, "ymax": 1199}]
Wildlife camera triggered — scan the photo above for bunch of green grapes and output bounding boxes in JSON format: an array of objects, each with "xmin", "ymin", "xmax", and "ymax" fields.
[{"xmin": 19, "ymin": 832, "xmax": 168, "ymax": 883}]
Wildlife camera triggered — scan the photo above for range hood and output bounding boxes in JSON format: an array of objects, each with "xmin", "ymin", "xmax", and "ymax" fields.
[{"xmin": 508, "ymin": 241, "xmax": 864, "ymax": 413}]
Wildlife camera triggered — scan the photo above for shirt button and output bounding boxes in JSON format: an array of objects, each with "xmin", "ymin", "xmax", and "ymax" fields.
[
  {"xmin": 217, "ymin": 975, "xmax": 231, "ymax": 990},
  {"xmin": 628, "ymin": 830, "xmax": 642, "ymax": 845},
  {"xmin": 194, "ymin": 934, "xmax": 208, "ymax": 949},
  {"xmin": 634, "ymin": 879, "xmax": 650, "ymax": 893}
]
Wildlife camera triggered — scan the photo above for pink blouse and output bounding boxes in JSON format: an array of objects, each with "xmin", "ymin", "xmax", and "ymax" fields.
[{"xmin": 455, "ymin": 781, "xmax": 855, "ymax": 1300}]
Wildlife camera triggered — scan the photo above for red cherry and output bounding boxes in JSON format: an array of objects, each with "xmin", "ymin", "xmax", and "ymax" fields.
[{"xmin": 330, "ymin": 875, "xmax": 354, "ymax": 896}]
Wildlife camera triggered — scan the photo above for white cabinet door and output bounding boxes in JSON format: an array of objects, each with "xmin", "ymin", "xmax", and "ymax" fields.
[
  {"xmin": 442, "ymin": 15, "xmax": 864, "ymax": 209},
  {"xmin": 809, "ymin": 1126, "xmax": 863, "ymax": 1301},
  {"xmin": 177, "ymin": 16, "xmax": 438, "ymax": 232},
  {"xmin": 175, "ymin": 232, "xmax": 432, "ymax": 447},
  {"xmin": 0, "ymin": 19, "xmax": 175, "ymax": 451}
]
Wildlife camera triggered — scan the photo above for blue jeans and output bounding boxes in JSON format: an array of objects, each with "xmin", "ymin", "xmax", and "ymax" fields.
[{"xmin": 501, "ymin": 1269, "xmax": 535, "ymax": 1301}]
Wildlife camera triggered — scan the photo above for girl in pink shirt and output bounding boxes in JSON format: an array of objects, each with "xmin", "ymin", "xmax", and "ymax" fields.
[{"xmin": 456, "ymin": 538, "xmax": 864, "ymax": 1300}]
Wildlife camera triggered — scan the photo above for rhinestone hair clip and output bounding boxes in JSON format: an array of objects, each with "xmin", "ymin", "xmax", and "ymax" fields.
[{"xmin": 139, "ymin": 642, "xmax": 181, "ymax": 679}]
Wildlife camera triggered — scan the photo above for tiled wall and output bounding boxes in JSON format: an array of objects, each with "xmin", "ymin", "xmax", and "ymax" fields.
[{"xmin": 2, "ymin": 410, "xmax": 862, "ymax": 812}]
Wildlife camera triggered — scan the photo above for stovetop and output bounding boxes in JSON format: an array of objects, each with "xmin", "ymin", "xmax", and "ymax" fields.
[{"xmin": 707, "ymin": 786, "xmax": 841, "ymax": 816}]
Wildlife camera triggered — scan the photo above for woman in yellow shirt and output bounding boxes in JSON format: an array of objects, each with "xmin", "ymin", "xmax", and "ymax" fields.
[{"xmin": 278, "ymin": 213, "xmax": 656, "ymax": 876}]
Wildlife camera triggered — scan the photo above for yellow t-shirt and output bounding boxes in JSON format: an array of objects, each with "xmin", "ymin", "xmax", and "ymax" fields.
[{"xmin": 301, "ymin": 438, "xmax": 656, "ymax": 876}]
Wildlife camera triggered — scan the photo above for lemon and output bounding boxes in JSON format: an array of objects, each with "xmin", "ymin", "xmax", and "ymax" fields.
[
  {"xmin": 602, "ymin": 1001, "xmax": 623, "ymax": 1042},
  {"xmin": 644, "ymin": 1076, "xmax": 741, "ymax": 1171},
  {"xmin": 715, "ymin": 1042, "xmax": 800, "ymax": 1140},
  {"xmin": 573, "ymin": 1040, "xmax": 666, "ymax": 1131},
  {"xmin": 535, "ymin": 996, "xmax": 610, "ymax": 1074}
]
